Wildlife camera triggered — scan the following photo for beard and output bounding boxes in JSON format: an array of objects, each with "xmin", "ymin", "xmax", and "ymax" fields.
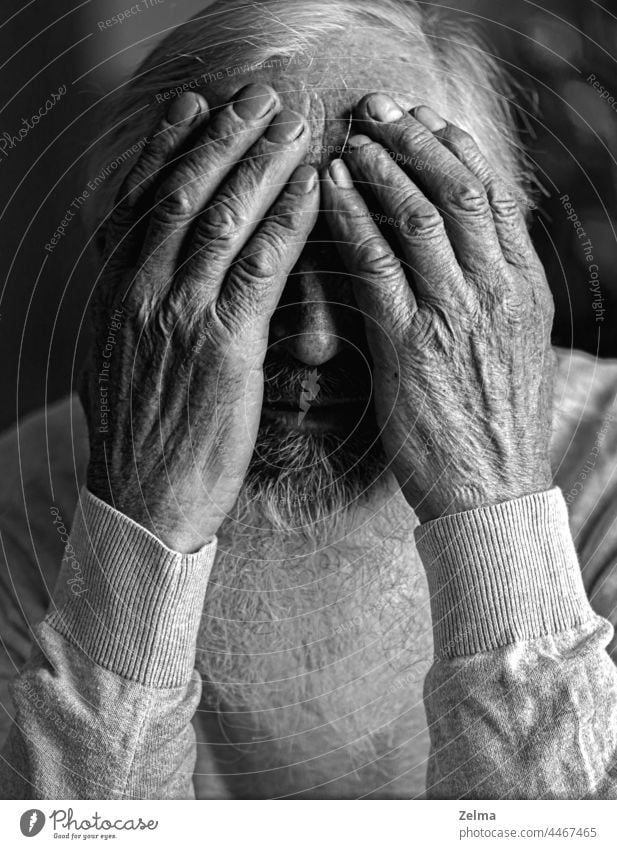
[
  {"xmin": 239, "ymin": 423, "xmax": 389, "ymax": 540},
  {"xmin": 231, "ymin": 350, "xmax": 391, "ymax": 544}
]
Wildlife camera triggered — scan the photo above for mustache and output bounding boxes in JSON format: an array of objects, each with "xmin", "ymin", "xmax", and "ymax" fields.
[{"xmin": 262, "ymin": 350, "xmax": 373, "ymax": 406}]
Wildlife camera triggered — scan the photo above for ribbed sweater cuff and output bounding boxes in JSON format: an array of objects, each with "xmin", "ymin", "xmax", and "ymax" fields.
[
  {"xmin": 414, "ymin": 488, "xmax": 595, "ymax": 658},
  {"xmin": 46, "ymin": 488, "xmax": 217, "ymax": 688}
]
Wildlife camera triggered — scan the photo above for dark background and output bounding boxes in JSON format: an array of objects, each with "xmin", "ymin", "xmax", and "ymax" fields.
[{"xmin": 1, "ymin": 0, "xmax": 615, "ymax": 433}]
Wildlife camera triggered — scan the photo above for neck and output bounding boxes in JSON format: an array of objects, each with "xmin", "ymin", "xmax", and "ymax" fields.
[{"xmin": 197, "ymin": 476, "xmax": 427, "ymax": 711}]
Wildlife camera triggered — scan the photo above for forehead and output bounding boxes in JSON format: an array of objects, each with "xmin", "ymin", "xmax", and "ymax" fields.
[{"xmin": 201, "ymin": 29, "xmax": 448, "ymax": 169}]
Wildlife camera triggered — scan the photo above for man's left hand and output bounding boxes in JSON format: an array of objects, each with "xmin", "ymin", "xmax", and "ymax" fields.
[{"xmin": 323, "ymin": 94, "xmax": 556, "ymax": 523}]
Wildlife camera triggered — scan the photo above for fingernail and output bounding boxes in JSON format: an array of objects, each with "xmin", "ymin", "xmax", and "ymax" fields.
[
  {"xmin": 414, "ymin": 105, "xmax": 447, "ymax": 132},
  {"xmin": 266, "ymin": 108, "xmax": 305, "ymax": 143},
  {"xmin": 347, "ymin": 134, "xmax": 372, "ymax": 150},
  {"xmin": 167, "ymin": 93, "xmax": 201, "ymax": 125},
  {"xmin": 233, "ymin": 83, "xmax": 276, "ymax": 120},
  {"xmin": 366, "ymin": 94, "xmax": 404, "ymax": 122},
  {"xmin": 329, "ymin": 159, "xmax": 353, "ymax": 188},
  {"xmin": 288, "ymin": 165, "xmax": 318, "ymax": 194}
]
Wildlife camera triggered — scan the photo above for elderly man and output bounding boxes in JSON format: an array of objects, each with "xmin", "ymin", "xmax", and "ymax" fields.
[{"xmin": 1, "ymin": 0, "xmax": 617, "ymax": 800}]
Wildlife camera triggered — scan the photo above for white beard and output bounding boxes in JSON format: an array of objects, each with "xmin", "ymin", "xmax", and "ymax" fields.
[{"xmin": 234, "ymin": 418, "xmax": 392, "ymax": 545}]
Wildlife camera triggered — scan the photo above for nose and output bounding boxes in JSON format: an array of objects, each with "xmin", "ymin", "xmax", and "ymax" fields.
[{"xmin": 270, "ymin": 274, "xmax": 346, "ymax": 366}]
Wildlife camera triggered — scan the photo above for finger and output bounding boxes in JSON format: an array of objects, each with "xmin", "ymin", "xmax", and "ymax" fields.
[
  {"xmin": 321, "ymin": 159, "xmax": 416, "ymax": 326},
  {"xmin": 139, "ymin": 83, "xmax": 281, "ymax": 278},
  {"xmin": 344, "ymin": 136, "xmax": 469, "ymax": 307},
  {"xmin": 415, "ymin": 109, "xmax": 537, "ymax": 268},
  {"xmin": 214, "ymin": 165, "xmax": 320, "ymax": 336},
  {"xmin": 103, "ymin": 92, "xmax": 209, "ymax": 267},
  {"xmin": 176, "ymin": 107, "xmax": 310, "ymax": 306},
  {"xmin": 352, "ymin": 94, "xmax": 504, "ymax": 274}
]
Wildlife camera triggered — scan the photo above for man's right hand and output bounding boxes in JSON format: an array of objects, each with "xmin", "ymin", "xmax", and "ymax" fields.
[{"xmin": 80, "ymin": 85, "xmax": 318, "ymax": 552}]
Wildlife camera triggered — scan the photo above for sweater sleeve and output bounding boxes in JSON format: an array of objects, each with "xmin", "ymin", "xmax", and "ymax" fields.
[
  {"xmin": 415, "ymin": 487, "xmax": 617, "ymax": 799},
  {"xmin": 0, "ymin": 489, "xmax": 216, "ymax": 799}
]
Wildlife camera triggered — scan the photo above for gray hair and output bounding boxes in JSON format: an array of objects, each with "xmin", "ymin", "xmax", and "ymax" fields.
[{"xmin": 84, "ymin": 0, "xmax": 532, "ymax": 247}]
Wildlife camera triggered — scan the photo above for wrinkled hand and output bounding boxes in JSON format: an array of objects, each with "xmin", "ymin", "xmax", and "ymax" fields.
[
  {"xmin": 323, "ymin": 94, "xmax": 555, "ymax": 523},
  {"xmin": 81, "ymin": 85, "xmax": 318, "ymax": 551}
]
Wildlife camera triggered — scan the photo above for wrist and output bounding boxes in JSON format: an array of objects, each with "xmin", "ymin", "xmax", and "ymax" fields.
[
  {"xmin": 86, "ymin": 467, "xmax": 221, "ymax": 554},
  {"xmin": 153, "ymin": 522, "xmax": 217, "ymax": 554},
  {"xmin": 406, "ymin": 476, "xmax": 553, "ymax": 524}
]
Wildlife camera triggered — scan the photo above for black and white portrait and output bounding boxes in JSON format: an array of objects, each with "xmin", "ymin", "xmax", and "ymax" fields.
[{"xmin": 1, "ymin": 0, "xmax": 617, "ymax": 817}]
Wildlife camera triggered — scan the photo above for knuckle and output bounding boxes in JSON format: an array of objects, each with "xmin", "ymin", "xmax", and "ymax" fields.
[
  {"xmin": 235, "ymin": 241, "xmax": 279, "ymax": 281},
  {"xmin": 446, "ymin": 177, "xmax": 488, "ymax": 214},
  {"xmin": 193, "ymin": 221, "xmax": 232, "ymax": 255},
  {"xmin": 187, "ymin": 300, "xmax": 228, "ymax": 346},
  {"xmin": 267, "ymin": 205, "xmax": 309, "ymax": 239},
  {"xmin": 213, "ymin": 303, "xmax": 238, "ymax": 337},
  {"xmin": 155, "ymin": 184, "xmax": 195, "ymax": 221},
  {"xmin": 202, "ymin": 300, "xmax": 222, "ymax": 333},
  {"xmin": 398, "ymin": 199, "xmax": 444, "ymax": 240},
  {"xmin": 121, "ymin": 160, "xmax": 153, "ymax": 200},
  {"xmin": 196, "ymin": 195, "xmax": 245, "ymax": 246},
  {"xmin": 215, "ymin": 297, "xmax": 259, "ymax": 339},
  {"xmin": 165, "ymin": 283, "xmax": 201, "ymax": 325},
  {"xmin": 267, "ymin": 199, "xmax": 297, "ymax": 227},
  {"xmin": 398, "ymin": 123, "xmax": 426, "ymax": 149},
  {"xmin": 258, "ymin": 204, "xmax": 312, "ymax": 255},
  {"xmin": 488, "ymin": 180, "xmax": 519, "ymax": 218},
  {"xmin": 211, "ymin": 193, "xmax": 247, "ymax": 229},
  {"xmin": 201, "ymin": 117, "xmax": 244, "ymax": 155},
  {"xmin": 137, "ymin": 133, "xmax": 171, "ymax": 171},
  {"xmin": 494, "ymin": 273, "xmax": 547, "ymax": 324},
  {"xmin": 355, "ymin": 235, "xmax": 399, "ymax": 276}
]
